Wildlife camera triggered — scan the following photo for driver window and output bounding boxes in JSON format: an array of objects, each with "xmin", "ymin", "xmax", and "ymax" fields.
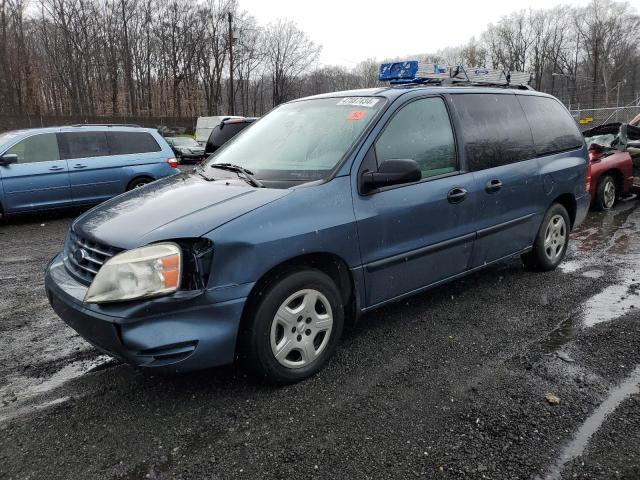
[
  {"xmin": 375, "ymin": 97, "xmax": 457, "ymax": 179},
  {"xmin": 6, "ymin": 134, "xmax": 60, "ymax": 163}
]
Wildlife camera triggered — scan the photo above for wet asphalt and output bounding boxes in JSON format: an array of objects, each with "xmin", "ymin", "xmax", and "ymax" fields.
[{"xmin": 1, "ymin": 196, "xmax": 639, "ymax": 480}]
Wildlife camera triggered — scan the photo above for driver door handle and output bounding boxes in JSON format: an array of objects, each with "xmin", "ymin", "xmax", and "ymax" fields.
[
  {"xmin": 73, "ymin": 164, "xmax": 88, "ymax": 169},
  {"xmin": 447, "ymin": 187, "xmax": 467, "ymax": 204},
  {"xmin": 485, "ymin": 179, "xmax": 503, "ymax": 193},
  {"xmin": 49, "ymin": 166, "xmax": 64, "ymax": 171}
]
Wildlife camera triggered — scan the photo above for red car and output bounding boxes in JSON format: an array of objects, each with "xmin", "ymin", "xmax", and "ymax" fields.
[{"xmin": 583, "ymin": 123, "xmax": 639, "ymax": 210}]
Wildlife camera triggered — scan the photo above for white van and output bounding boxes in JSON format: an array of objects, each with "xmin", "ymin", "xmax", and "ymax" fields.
[{"xmin": 195, "ymin": 116, "xmax": 242, "ymax": 146}]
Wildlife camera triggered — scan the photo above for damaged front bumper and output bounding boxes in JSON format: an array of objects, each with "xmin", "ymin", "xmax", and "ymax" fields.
[{"xmin": 44, "ymin": 254, "xmax": 250, "ymax": 372}]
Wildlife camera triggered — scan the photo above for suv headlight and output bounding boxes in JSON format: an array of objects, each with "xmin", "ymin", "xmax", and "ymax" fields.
[{"xmin": 84, "ymin": 243, "xmax": 181, "ymax": 303}]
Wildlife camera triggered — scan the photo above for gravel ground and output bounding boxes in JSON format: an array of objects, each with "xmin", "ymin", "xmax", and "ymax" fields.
[{"xmin": 0, "ymin": 196, "xmax": 639, "ymax": 480}]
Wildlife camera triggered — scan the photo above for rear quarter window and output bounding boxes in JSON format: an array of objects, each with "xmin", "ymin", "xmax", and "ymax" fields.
[
  {"xmin": 517, "ymin": 95, "xmax": 584, "ymax": 156},
  {"xmin": 209, "ymin": 123, "xmax": 246, "ymax": 147},
  {"xmin": 107, "ymin": 132, "xmax": 162, "ymax": 155},
  {"xmin": 451, "ymin": 93, "xmax": 535, "ymax": 171}
]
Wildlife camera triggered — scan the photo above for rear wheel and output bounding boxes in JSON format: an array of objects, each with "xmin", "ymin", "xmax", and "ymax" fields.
[
  {"xmin": 594, "ymin": 174, "xmax": 617, "ymax": 210},
  {"xmin": 126, "ymin": 177, "xmax": 153, "ymax": 191},
  {"xmin": 242, "ymin": 269, "xmax": 344, "ymax": 384},
  {"xmin": 522, "ymin": 203, "xmax": 570, "ymax": 271}
]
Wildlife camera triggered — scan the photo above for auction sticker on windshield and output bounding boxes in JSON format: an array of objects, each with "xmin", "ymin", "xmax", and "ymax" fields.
[{"xmin": 337, "ymin": 97, "xmax": 380, "ymax": 108}]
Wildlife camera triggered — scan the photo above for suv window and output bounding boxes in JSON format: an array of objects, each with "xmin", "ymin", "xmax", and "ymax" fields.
[
  {"xmin": 6, "ymin": 133, "xmax": 60, "ymax": 163},
  {"xmin": 518, "ymin": 95, "xmax": 584, "ymax": 156},
  {"xmin": 61, "ymin": 132, "xmax": 109, "ymax": 159},
  {"xmin": 375, "ymin": 97, "xmax": 457, "ymax": 179},
  {"xmin": 107, "ymin": 131, "xmax": 161, "ymax": 155},
  {"xmin": 451, "ymin": 93, "xmax": 535, "ymax": 171}
]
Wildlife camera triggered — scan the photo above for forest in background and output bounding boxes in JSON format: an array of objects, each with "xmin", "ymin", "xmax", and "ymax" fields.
[{"xmin": 0, "ymin": 0, "xmax": 639, "ymax": 123}]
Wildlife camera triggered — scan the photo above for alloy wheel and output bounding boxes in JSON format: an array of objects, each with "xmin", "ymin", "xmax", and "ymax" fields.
[
  {"xmin": 543, "ymin": 214, "xmax": 566, "ymax": 262},
  {"xmin": 603, "ymin": 179, "xmax": 616, "ymax": 208}
]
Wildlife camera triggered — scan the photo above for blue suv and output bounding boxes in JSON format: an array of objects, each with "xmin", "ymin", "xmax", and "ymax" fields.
[
  {"xmin": 0, "ymin": 125, "xmax": 178, "ymax": 217},
  {"xmin": 45, "ymin": 81, "xmax": 590, "ymax": 383}
]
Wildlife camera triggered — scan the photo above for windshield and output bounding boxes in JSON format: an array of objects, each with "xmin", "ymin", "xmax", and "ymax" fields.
[
  {"xmin": 204, "ymin": 97, "xmax": 385, "ymax": 182},
  {"xmin": 171, "ymin": 137, "xmax": 199, "ymax": 147}
]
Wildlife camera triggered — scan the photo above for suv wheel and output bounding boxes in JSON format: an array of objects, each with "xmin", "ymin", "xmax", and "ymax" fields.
[
  {"xmin": 522, "ymin": 203, "xmax": 570, "ymax": 271},
  {"xmin": 594, "ymin": 174, "xmax": 617, "ymax": 210},
  {"xmin": 242, "ymin": 269, "xmax": 344, "ymax": 384}
]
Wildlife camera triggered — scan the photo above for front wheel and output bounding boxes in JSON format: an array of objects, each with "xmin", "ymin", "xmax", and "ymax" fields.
[
  {"xmin": 522, "ymin": 203, "xmax": 570, "ymax": 271},
  {"xmin": 594, "ymin": 174, "xmax": 617, "ymax": 210},
  {"xmin": 242, "ymin": 269, "xmax": 344, "ymax": 384}
]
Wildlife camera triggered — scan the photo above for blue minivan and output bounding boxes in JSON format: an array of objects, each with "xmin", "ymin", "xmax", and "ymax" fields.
[
  {"xmin": 45, "ymin": 78, "xmax": 590, "ymax": 383},
  {"xmin": 0, "ymin": 125, "xmax": 178, "ymax": 216}
]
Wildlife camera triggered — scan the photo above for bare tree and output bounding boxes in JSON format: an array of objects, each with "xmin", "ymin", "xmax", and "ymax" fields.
[{"xmin": 264, "ymin": 19, "xmax": 320, "ymax": 106}]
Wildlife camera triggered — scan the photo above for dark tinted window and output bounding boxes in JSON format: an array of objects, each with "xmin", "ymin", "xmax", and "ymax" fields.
[
  {"xmin": 206, "ymin": 123, "xmax": 250, "ymax": 154},
  {"xmin": 107, "ymin": 132, "xmax": 161, "ymax": 155},
  {"xmin": 6, "ymin": 134, "xmax": 60, "ymax": 163},
  {"xmin": 61, "ymin": 132, "xmax": 109, "ymax": 159},
  {"xmin": 375, "ymin": 97, "xmax": 457, "ymax": 178},
  {"xmin": 518, "ymin": 95, "xmax": 584, "ymax": 156},
  {"xmin": 451, "ymin": 93, "xmax": 535, "ymax": 171}
]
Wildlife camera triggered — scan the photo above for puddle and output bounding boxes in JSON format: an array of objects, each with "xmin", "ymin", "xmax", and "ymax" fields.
[
  {"xmin": 544, "ymin": 365, "xmax": 640, "ymax": 480},
  {"xmin": 562, "ymin": 202, "xmax": 640, "ymax": 328},
  {"xmin": 582, "ymin": 272, "xmax": 640, "ymax": 327},
  {"xmin": 544, "ymin": 315, "xmax": 579, "ymax": 351},
  {"xmin": 558, "ymin": 259, "xmax": 586, "ymax": 274},
  {"xmin": 581, "ymin": 269, "xmax": 604, "ymax": 279}
]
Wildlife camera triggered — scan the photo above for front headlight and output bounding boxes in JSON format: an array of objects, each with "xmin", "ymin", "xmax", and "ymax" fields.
[{"xmin": 84, "ymin": 243, "xmax": 181, "ymax": 303}]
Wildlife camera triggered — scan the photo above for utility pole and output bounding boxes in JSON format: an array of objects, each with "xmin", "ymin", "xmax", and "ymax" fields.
[
  {"xmin": 228, "ymin": 11, "xmax": 235, "ymax": 115},
  {"xmin": 616, "ymin": 82, "xmax": 621, "ymax": 122}
]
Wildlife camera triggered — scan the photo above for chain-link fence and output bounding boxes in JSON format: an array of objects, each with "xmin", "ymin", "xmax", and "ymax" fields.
[{"xmin": 569, "ymin": 105, "xmax": 640, "ymax": 131}]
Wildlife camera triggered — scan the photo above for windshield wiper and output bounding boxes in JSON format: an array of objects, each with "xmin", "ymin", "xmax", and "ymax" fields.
[
  {"xmin": 210, "ymin": 163, "xmax": 264, "ymax": 188},
  {"xmin": 197, "ymin": 169, "xmax": 214, "ymax": 181}
]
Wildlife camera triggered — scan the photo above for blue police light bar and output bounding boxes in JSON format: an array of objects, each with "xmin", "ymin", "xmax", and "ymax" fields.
[
  {"xmin": 379, "ymin": 61, "xmax": 419, "ymax": 82},
  {"xmin": 378, "ymin": 60, "xmax": 532, "ymax": 86},
  {"xmin": 379, "ymin": 61, "xmax": 449, "ymax": 82}
]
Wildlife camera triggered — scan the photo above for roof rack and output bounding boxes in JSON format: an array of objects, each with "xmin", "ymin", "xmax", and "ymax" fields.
[
  {"xmin": 379, "ymin": 60, "xmax": 533, "ymax": 89},
  {"xmin": 69, "ymin": 123, "xmax": 142, "ymax": 128}
]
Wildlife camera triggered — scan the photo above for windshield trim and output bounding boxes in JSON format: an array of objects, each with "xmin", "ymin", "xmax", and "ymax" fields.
[{"xmin": 207, "ymin": 95, "xmax": 389, "ymax": 186}]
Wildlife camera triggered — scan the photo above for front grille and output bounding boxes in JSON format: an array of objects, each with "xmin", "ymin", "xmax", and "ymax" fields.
[{"xmin": 63, "ymin": 230, "xmax": 121, "ymax": 285}]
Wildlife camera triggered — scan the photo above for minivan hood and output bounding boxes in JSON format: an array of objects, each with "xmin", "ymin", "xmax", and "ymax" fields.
[{"xmin": 73, "ymin": 172, "xmax": 291, "ymax": 249}]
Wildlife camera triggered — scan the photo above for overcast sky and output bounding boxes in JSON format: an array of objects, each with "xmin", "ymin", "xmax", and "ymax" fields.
[{"xmin": 239, "ymin": 0, "xmax": 596, "ymax": 67}]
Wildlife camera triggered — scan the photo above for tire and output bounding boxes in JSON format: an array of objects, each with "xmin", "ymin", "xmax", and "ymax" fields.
[
  {"xmin": 594, "ymin": 174, "xmax": 617, "ymax": 211},
  {"xmin": 126, "ymin": 177, "xmax": 152, "ymax": 191},
  {"xmin": 521, "ymin": 203, "xmax": 570, "ymax": 271},
  {"xmin": 241, "ymin": 268, "xmax": 344, "ymax": 384}
]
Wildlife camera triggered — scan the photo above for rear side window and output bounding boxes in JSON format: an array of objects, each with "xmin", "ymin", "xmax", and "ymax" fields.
[
  {"xmin": 451, "ymin": 93, "xmax": 535, "ymax": 171},
  {"xmin": 375, "ymin": 97, "xmax": 457, "ymax": 179},
  {"xmin": 6, "ymin": 134, "xmax": 60, "ymax": 163},
  {"xmin": 107, "ymin": 132, "xmax": 161, "ymax": 155},
  {"xmin": 61, "ymin": 132, "xmax": 109, "ymax": 159},
  {"xmin": 518, "ymin": 95, "xmax": 584, "ymax": 156}
]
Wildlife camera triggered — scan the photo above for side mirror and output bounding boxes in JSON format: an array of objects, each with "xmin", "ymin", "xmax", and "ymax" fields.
[
  {"xmin": 0, "ymin": 154, "xmax": 18, "ymax": 166},
  {"xmin": 362, "ymin": 158, "xmax": 421, "ymax": 192}
]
